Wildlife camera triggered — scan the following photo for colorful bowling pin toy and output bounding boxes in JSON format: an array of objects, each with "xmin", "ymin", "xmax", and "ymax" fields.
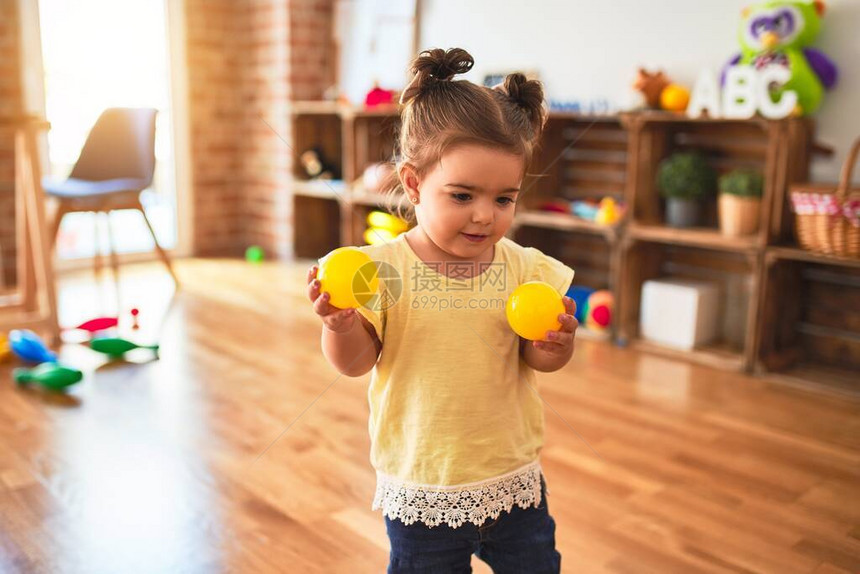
[
  {"xmin": 9, "ymin": 330, "xmax": 57, "ymax": 363},
  {"xmin": 90, "ymin": 337, "xmax": 159, "ymax": 357},
  {"xmin": 70, "ymin": 317, "xmax": 119, "ymax": 333},
  {"xmin": 14, "ymin": 363, "xmax": 83, "ymax": 391},
  {"xmin": 505, "ymin": 281, "xmax": 565, "ymax": 341}
]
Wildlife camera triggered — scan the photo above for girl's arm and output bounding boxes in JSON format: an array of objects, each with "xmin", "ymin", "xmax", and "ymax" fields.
[
  {"xmin": 308, "ymin": 264, "xmax": 381, "ymax": 377},
  {"xmin": 520, "ymin": 295, "xmax": 577, "ymax": 373},
  {"xmin": 321, "ymin": 314, "xmax": 381, "ymax": 377}
]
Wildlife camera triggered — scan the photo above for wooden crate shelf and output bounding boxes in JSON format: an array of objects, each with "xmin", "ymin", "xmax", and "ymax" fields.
[
  {"xmin": 618, "ymin": 240, "xmax": 757, "ymax": 371},
  {"xmin": 292, "ymin": 179, "xmax": 347, "ymax": 201},
  {"xmin": 627, "ymin": 223, "xmax": 760, "ymax": 252},
  {"xmin": 286, "ymin": 102, "xmax": 849, "ymax": 392},
  {"xmin": 511, "ymin": 210, "xmax": 620, "ymax": 241},
  {"xmin": 756, "ymin": 252, "xmax": 860, "ymax": 396}
]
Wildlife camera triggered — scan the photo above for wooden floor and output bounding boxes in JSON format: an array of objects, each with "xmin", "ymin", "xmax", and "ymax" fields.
[{"xmin": 1, "ymin": 259, "xmax": 858, "ymax": 573}]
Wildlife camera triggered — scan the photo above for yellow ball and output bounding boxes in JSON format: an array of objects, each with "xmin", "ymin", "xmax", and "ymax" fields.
[
  {"xmin": 367, "ymin": 211, "xmax": 409, "ymax": 234},
  {"xmin": 317, "ymin": 247, "xmax": 379, "ymax": 309},
  {"xmin": 660, "ymin": 84, "xmax": 690, "ymax": 112},
  {"xmin": 506, "ymin": 281, "xmax": 565, "ymax": 341},
  {"xmin": 364, "ymin": 226, "xmax": 398, "ymax": 245}
]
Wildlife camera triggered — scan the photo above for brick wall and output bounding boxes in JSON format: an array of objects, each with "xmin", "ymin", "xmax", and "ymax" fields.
[
  {"xmin": 0, "ymin": 0, "xmax": 335, "ymax": 275},
  {"xmin": 0, "ymin": 0, "xmax": 23, "ymax": 286},
  {"xmin": 187, "ymin": 0, "xmax": 335, "ymax": 260}
]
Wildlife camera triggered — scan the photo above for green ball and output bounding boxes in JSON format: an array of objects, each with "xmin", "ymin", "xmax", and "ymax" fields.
[{"xmin": 245, "ymin": 245, "xmax": 265, "ymax": 263}]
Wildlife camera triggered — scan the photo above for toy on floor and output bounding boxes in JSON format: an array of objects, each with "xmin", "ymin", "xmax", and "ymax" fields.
[
  {"xmin": 14, "ymin": 363, "xmax": 83, "ymax": 391},
  {"xmin": 722, "ymin": 0, "xmax": 838, "ymax": 115},
  {"xmin": 245, "ymin": 245, "xmax": 265, "ymax": 264},
  {"xmin": 317, "ymin": 247, "xmax": 379, "ymax": 309},
  {"xmin": 566, "ymin": 286, "xmax": 595, "ymax": 324},
  {"xmin": 9, "ymin": 330, "xmax": 57, "ymax": 363},
  {"xmin": 585, "ymin": 290, "xmax": 614, "ymax": 331},
  {"xmin": 69, "ymin": 317, "xmax": 118, "ymax": 334},
  {"xmin": 0, "ymin": 333, "xmax": 11, "ymax": 362},
  {"xmin": 131, "ymin": 308, "xmax": 140, "ymax": 330},
  {"xmin": 506, "ymin": 281, "xmax": 565, "ymax": 341},
  {"xmin": 90, "ymin": 337, "xmax": 159, "ymax": 358}
]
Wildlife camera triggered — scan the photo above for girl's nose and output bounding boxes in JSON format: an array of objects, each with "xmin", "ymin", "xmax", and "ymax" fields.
[{"xmin": 472, "ymin": 200, "xmax": 494, "ymax": 225}]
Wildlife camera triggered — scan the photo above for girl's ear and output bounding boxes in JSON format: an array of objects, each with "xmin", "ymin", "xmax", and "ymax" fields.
[{"xmin": 399, "ymin": 163, "xmax": 421, "ymax": 198}]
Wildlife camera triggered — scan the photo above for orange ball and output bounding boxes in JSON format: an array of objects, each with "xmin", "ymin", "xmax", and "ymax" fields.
[{"xmin": 660, "ymin": 84, "xmax": 690, "ymax": 112}]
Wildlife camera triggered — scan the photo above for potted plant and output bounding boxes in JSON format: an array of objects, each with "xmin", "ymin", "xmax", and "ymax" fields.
[
  {"xmin": 657, "ymin": 152, "xmax": 717, "ymax": 228},
  {"xmin": 718, "ymin": 169, "xmax": 763, "ymax": 237}
]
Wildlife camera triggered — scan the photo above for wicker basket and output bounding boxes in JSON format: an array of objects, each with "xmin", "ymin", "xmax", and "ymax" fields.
[{"xmin": 790, "ymin": 137, "xmax": 860, "ymax": 258}]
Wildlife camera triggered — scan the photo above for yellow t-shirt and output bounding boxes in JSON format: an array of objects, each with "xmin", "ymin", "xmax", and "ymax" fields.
[{"xmin": 351, "ymin": 233, "xmax": 575, "ymax": 528}]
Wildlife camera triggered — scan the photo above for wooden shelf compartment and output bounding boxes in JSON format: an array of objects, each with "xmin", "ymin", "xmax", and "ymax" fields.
[
  {"xmin": 618, "ymin": 240, "xmax": 759, "ymax": 372},
  {"xmin": 511, "ymin": 210, "xmax": 620, "ymax": 242},
  {"xmin": 757, "ymin": 255, "xmax": 860, "ymax": 397},
  {"xmin": 627, "ymin": 223, "xmax": 761, "ymax": 253},
  {"xmin": 624, "ymin": 115, "xmax": 813, "ymax": 248},
  {"xmin": 525, "ymin": 115, "xmax": 630, "ymax": 206}
]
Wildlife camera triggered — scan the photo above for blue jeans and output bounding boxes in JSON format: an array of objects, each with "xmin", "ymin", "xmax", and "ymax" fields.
[{"xmin": 384, "ymin": 473, "xmax": 561, "ymax": 573}]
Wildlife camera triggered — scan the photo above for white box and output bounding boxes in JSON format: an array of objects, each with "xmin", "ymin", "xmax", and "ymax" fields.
[{"xmin": 640, "ymin": 279, "xmax": 721, "ymax": 350}]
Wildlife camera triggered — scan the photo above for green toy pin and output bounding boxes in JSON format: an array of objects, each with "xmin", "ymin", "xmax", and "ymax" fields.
[
  {"xmin": 14, "ymin": 363, "xmax": 83, "ymax": 391},
  {"xmin": 90, "ymin": 337, "xmax": 159, "ymax": 357}
]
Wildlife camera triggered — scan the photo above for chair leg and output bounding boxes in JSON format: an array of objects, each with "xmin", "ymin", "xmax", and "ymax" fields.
[
  {"xmin": 105, "ymin": 211, "xmax": 120, "ymax": 283},
  {"xmin": 48, "ymin": 201, "xmax": 68, "ymax": 252},
  {"xmin": 93, "ymin": 211, "xmax": 103, "ymax": 280},
  {"xmin": 136, "ymin": 201, "xmax": 178, "ymax": 286}
]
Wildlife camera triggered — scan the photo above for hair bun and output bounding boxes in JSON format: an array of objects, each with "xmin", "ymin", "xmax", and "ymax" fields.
[
  {"xmin": 400, "ymin": 48, "xmax": 474, "ymax": 104},
  {"xmin": 498, "ymin": 73, "xmax": 546, "ymax": 135}
]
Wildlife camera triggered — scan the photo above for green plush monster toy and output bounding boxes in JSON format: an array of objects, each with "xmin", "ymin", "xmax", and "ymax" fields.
[{"xmin": 723, "ymin": 0, "xmax": 838, "ymax": 115}]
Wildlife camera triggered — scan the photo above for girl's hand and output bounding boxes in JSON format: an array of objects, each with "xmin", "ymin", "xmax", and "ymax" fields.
[
  {"xmin": 307, "ymin": 264, "xmax": 357, "ymax": 333},
  {"xmin": 533, "ymin": 296, "xmax": 578, "ymax": 355}
]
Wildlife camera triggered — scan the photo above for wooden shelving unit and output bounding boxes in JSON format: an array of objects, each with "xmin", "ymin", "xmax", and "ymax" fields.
[
  {"xmin": 617, "ymin": 112, "xmax": 815, "ymax": 373},
  {"xmin": 757, "ymin": 246, "xmax": 860, "ymax": 397},
  {"xmin": 287, "ymin": 102, "xmax": 855, "ymax": 393}
]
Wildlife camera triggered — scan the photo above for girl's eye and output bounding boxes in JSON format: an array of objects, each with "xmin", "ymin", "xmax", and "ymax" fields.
[
  {"xmin": 452, "ymin": 193, "xmax": 471, "ymax": 202},
  {"xmin": 497, "ymin": 197, "xmax": 515, "ymax": 206}
]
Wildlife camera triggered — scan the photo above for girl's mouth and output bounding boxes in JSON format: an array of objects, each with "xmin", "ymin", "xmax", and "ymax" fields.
[{"xmin": 461, "ymin": 233, "xmax": 488, "ymax": 242}]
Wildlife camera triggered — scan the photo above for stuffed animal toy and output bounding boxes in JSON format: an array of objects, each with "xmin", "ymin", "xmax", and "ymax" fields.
[
  {"xmin": 723, "ymin": 0, "xmax": 837, "ymax": 115},
  {"xmin": 633, "ymin": 68, "xmax": 670, "ymax": 109}
]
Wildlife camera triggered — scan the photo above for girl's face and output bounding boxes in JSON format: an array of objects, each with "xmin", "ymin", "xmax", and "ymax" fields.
[{"xmin": 403, "ymin": 143, "xmax": 524, "ymax": 261}]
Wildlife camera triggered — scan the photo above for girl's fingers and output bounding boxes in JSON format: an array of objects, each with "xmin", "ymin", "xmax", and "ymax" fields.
[
  {"xmin": 543, "ymin": 330, "xmax": 573, "ymax": 347},
  {"xmin": 557, "ymin": 311, "xmax": 578, "ymax": 333},
  {"xmin": 563, "ymin": 296, "xmax": 576, "ymax": 318},
  {"xmin": 324, "ymin": 307, "xmax": 356, "ymax": 331},
  {"xmin": 313, "ymin": 291, "xmax": 335, "ymax": 316}
]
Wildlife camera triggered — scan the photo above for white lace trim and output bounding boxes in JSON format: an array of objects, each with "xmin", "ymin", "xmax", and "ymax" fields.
[{"xmin": 372, "ymin": 460, "xmax": 544, "ymax": 529}]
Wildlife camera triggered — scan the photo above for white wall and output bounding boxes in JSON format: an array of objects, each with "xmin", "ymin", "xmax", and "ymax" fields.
[{"xmin": 350, "ymin": 0, "xmax": 859, "ymax": 183}]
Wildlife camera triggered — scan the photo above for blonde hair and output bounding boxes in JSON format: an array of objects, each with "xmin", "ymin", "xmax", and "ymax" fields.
[{"xmin": 383, "ymin": 47, "xmax": 547, "ymax": 223}]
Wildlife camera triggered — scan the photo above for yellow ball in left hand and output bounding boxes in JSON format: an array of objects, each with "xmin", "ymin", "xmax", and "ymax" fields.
[
  {"xmin": 506, "ymin": 281, "xmax": 565, "ymax": 341},
  {"xmin": 317, "ymin": 247, "xmax": 379, "ymax": 309}
]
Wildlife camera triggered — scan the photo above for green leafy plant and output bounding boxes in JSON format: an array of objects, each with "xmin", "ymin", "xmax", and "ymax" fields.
[
  {"xmin": 719, "ymin": 169, "xmax": 764, "ymax": 198},
  {"xmin": 657, "ymin": 152, "xmax": 717, "ymax": 200}
]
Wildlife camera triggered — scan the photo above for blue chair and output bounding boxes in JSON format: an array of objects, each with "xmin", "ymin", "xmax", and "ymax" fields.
[{"xmin": 43, "ymin": 107, "xmax": 178, "ymax": 284}]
